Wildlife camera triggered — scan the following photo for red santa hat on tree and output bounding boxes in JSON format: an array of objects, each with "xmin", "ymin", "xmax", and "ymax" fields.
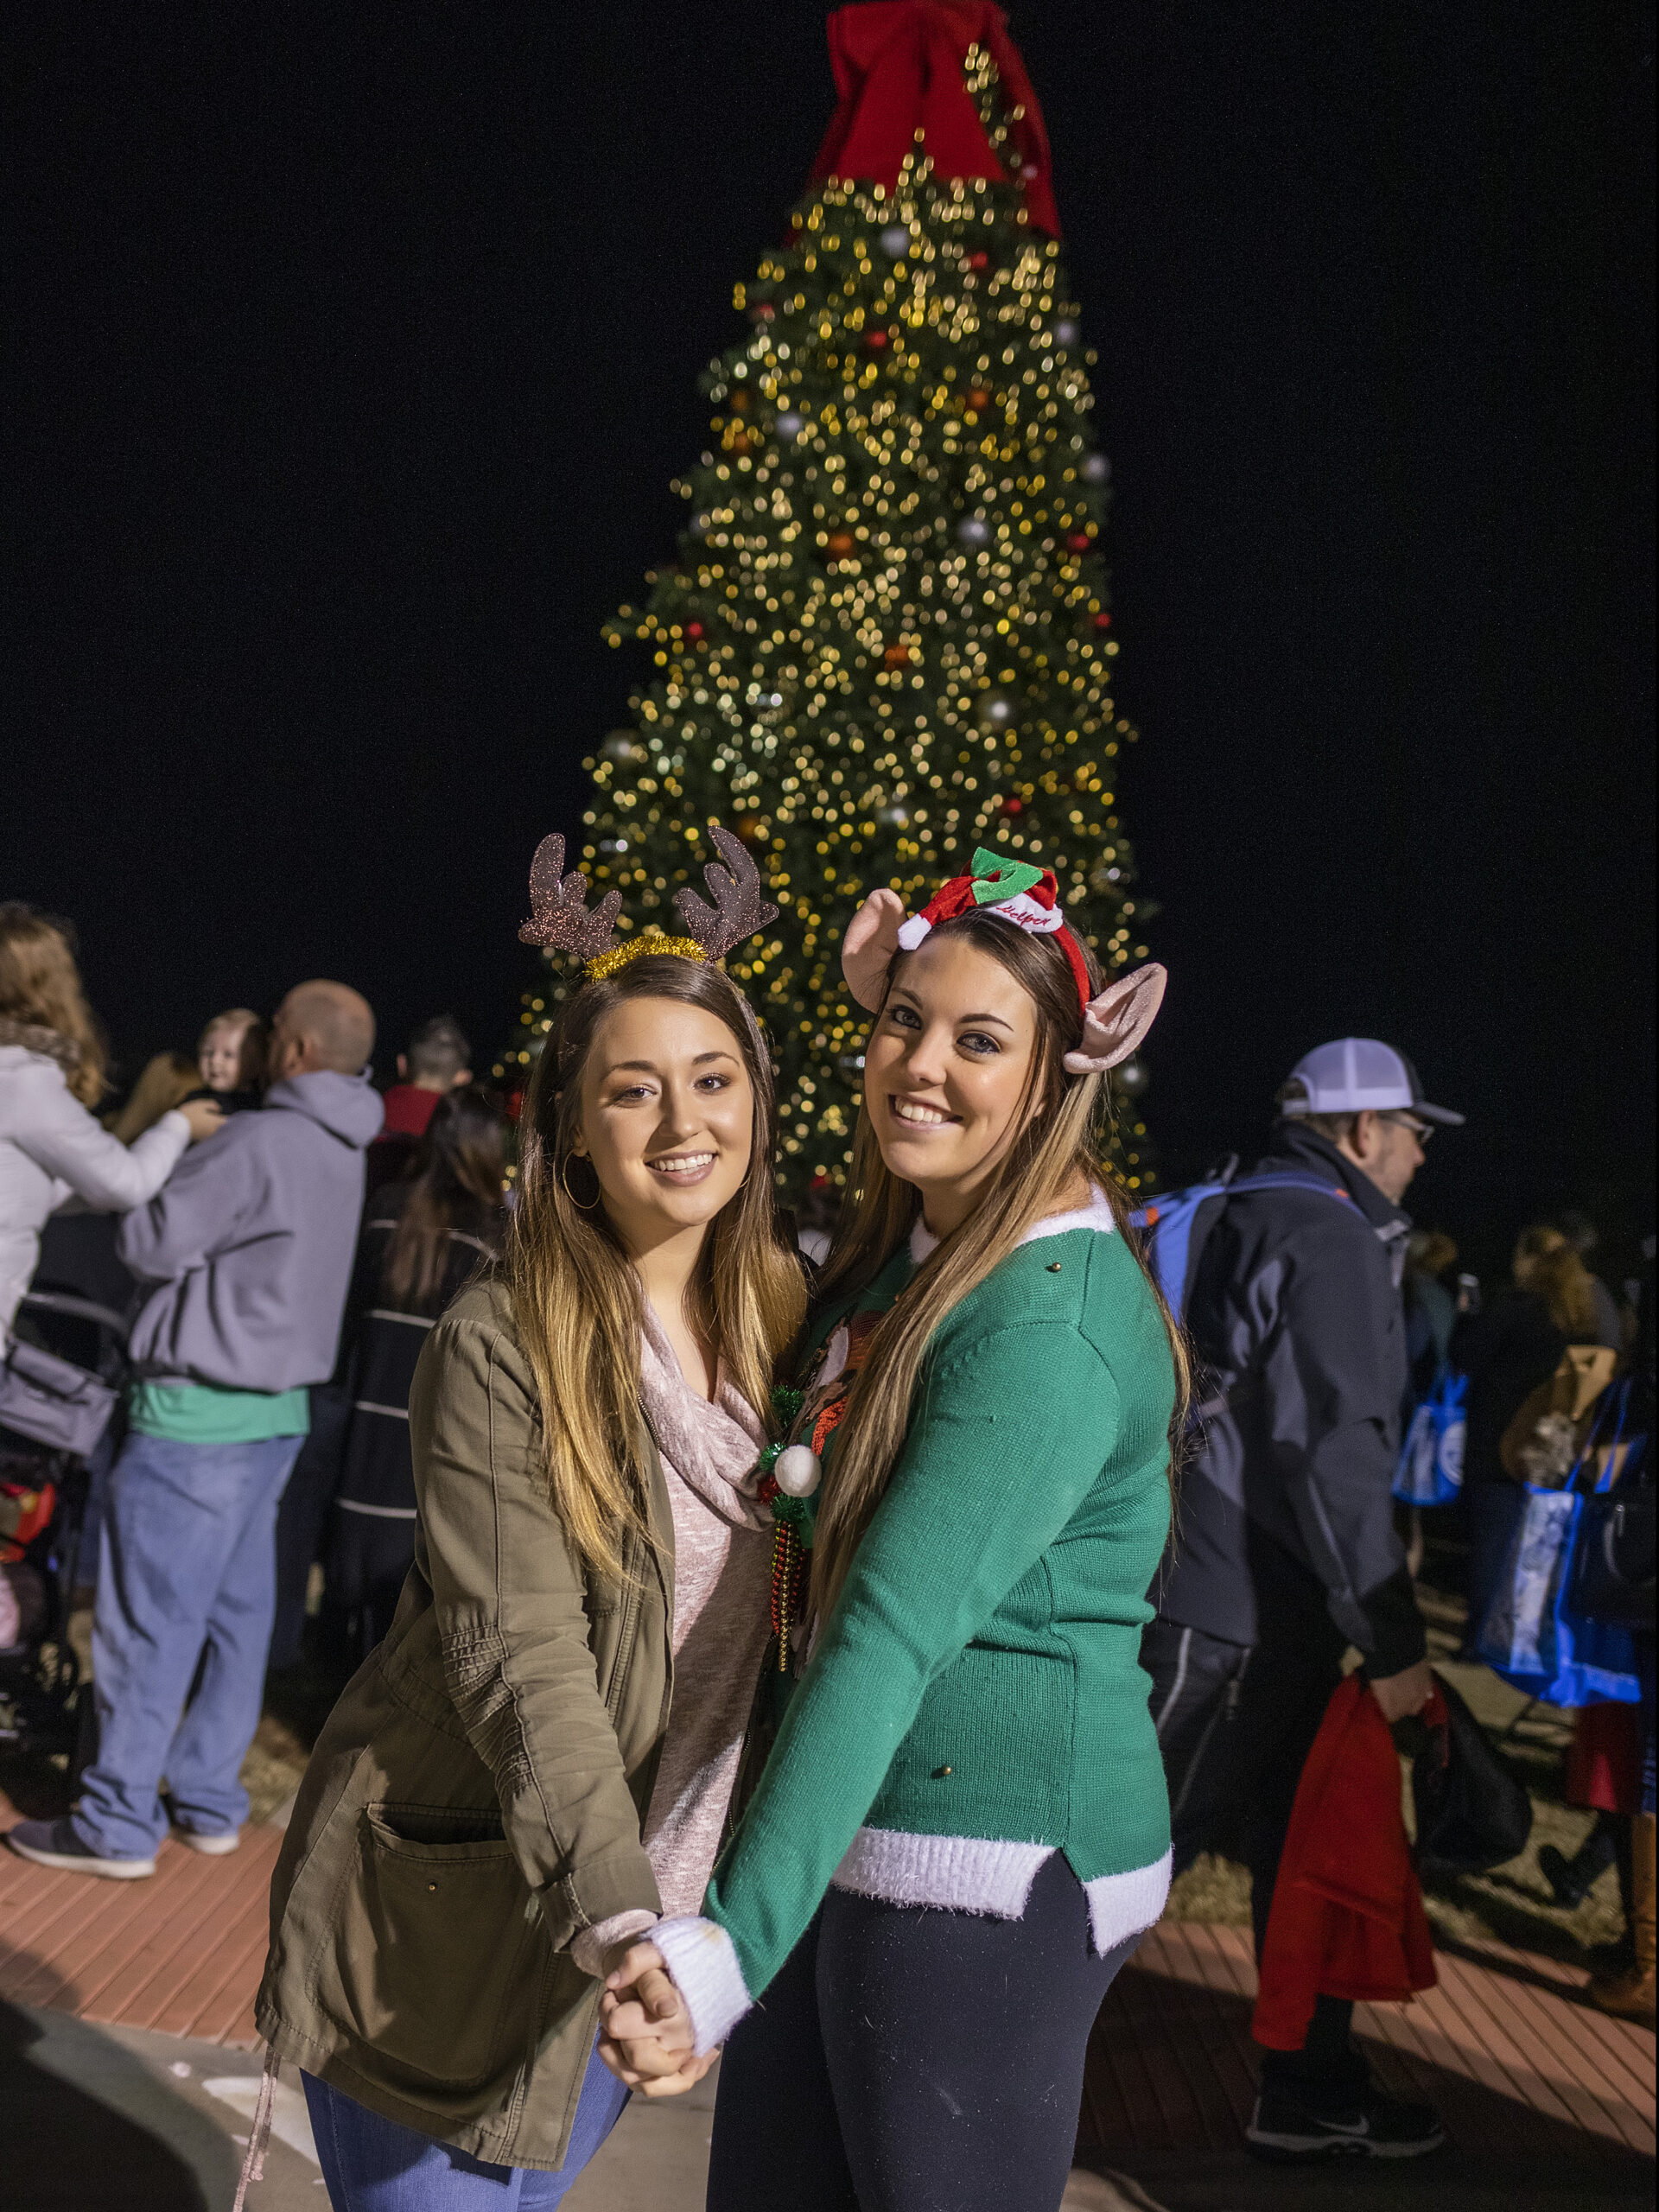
[{"xmin": 842, "ymin": 849, "xmax": 1166, "ymax": 1075}]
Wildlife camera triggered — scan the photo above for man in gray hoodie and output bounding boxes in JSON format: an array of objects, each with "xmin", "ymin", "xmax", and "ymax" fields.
[{"xmin": 10, "ymin": 981, "xmax": 383, "ymax": 1878}]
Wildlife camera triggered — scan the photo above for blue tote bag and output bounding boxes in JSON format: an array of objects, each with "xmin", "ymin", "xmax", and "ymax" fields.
[
  {"xmin": 1475, "ymin": 1382, "xmax": 1642, "ymax": 1707},
  {"xmin": 1393, "ymin": 1367, "xmax": 1468, "ymax": 1508}
]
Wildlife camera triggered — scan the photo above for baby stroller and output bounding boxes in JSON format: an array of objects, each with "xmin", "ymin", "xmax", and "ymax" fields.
[{"xmin": 0, "ymin": 1287, "xmax": 130, "ymax": 1772}]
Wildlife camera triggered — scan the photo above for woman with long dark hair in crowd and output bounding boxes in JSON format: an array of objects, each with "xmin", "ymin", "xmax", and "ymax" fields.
[
  {"xmin": 327, "ymin": 1086, "xmax": 508, "ymax": 1655},
  {"xmin": 252, "ymin": 832, "xmax": 805, "ymax": 2208},
  {"xmin": 601, "ymin": 861, "xmax": 1182, "ymax": 2212},
  {"xmin": 0, "ymin": 904, "xmax": 220, "ymax": 1343}
]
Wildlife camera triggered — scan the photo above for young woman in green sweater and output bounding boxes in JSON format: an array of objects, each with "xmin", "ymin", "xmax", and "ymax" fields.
[{"xmin": 600, "ymin": 855, "xmax": 1185, "ymax": 2212}]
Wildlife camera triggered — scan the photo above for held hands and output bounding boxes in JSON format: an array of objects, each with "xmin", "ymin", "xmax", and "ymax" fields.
[
  {"xmin": 596, "ymin": 1942, "xmax": 715, "ymax": 2098},
  {"xmin": 1369, "ymin": 1656, "xmax": 1435, "ymax": 1724}
]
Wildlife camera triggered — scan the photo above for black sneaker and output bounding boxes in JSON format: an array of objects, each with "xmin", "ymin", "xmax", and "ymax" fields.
[
  {"xmin": 1246, "ymin": 2084, "xmax": 1446, "ymax": 2162},
  {"xmin": 6, "ymin": 1816, "xmax": 156, "ymax": 1879}
]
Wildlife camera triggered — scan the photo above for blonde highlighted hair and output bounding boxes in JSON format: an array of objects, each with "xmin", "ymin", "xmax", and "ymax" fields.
[
  {"xmin": 0, "ymin": 905, "xmax": 108, "ymax": 1107},
  {"xmin": 808, "ymin": 910, "xmax": 1190, "ymax": 1628},
  {"xmin": 502, "ymin": 956, "xmax": 805, "ymax": 1582}
]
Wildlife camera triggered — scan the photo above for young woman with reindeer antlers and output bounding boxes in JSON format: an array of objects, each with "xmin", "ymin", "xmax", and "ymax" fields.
[
  {"xmin": 599, "ymin": 855, "xmax": 1188, "ymax": 2212},
  {"xmin": 249, "ymin": 827, "xmax": 805, "ymax": 2209}
]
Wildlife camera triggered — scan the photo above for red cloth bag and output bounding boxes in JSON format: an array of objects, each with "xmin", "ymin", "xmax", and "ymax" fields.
[{"xmin": 1252, "ymin": 1675, "xmax": 1438, "ymax": 2051}]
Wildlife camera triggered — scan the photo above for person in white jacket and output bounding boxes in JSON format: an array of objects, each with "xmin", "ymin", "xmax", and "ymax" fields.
[{"xmin": 0, "ymin": 905, "xmax": 221, "ymax": 1341}]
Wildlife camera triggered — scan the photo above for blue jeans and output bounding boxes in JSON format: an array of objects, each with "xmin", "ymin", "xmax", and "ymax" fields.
[
  {"xmin": 302, "ymin": 2039, "xmax": 630, "ymax": 2209},
  {"xmin": 74, "ymin": 1430, "xmax": 303, "ymax": 1859}
]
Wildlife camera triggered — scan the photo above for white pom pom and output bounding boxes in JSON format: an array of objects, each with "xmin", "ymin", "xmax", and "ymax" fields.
[{"xmin": 774, "ymin": 1445, "xmax": 822, "ymax": 1498}]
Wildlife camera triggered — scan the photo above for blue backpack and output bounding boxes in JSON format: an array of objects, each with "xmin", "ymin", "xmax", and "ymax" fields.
[{"xmin": 1129, "ymin": 1169, "xmax": 1349, "ymax": 1325}]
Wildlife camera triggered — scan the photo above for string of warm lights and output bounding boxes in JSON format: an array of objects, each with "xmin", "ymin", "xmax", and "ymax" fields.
[{"xmin": 495, "ymin": 50, "xmax": 1157, "ymax": 1197}]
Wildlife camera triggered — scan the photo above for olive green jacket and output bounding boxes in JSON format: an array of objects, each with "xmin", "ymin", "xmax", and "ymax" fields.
[{"xmin": 255, "ymin": 1278, "xmax": 675, "ymax": 2171}]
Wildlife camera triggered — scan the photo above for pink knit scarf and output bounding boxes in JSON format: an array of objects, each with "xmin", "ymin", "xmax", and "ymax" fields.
[{"xmin": 637, "ymin": 1304, "xmax": 770, "ymax": 1532}]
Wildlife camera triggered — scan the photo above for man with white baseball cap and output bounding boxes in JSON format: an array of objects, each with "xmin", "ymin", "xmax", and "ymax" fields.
[{"xmin": 1141, "ymin": 1037, "xmax": 1463, "ymax": 2164}]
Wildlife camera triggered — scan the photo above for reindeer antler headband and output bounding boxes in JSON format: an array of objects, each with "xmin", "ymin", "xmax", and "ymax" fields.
[{"xmin": 518, "ymin": 825, "xmax": 779, "ymax": 982}]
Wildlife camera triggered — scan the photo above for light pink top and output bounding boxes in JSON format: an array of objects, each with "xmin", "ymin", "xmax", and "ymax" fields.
[{"xmin": 569, "ymin": 1304, "xmax": 772, "ymax": 1975}]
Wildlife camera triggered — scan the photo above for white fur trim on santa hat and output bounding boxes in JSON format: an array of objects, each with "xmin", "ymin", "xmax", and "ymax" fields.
[
  {"xmin": 895, "ymin": 913, "xmax": 932, "ymax": 950},
  {"xmin": 994, "ymin": 889, "xmax": 1065, "ymax": 933}
]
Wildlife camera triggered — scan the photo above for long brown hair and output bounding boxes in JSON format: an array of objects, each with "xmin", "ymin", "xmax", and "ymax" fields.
[
  {"xmin": 382, "ymin": 1087, "xmax": 507, "ymax": 1312},
  {"xmin": 0, "ymin": 905, "xmax": 108, "ymax": 1107},
  {"xmin": 810, "ymin": 910, "xmax": 1190, "ymax": 1627},
  {"xmin": 503, "ymin": 956, "xmax": 806, "ymax": 1582},
  {"xmin": 1515, "ymin": 1224, "xmax": 1601, "ymax": 1341}
]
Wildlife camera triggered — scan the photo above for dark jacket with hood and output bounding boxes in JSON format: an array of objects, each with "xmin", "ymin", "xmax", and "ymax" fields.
[
  {"xmin": 118, "ymin": 1070, "xmax": 385, "ymax": 1393},
  {"xmin": 1155, "ymin": 1124, "xmax": 1427, "ymax": 1677}
]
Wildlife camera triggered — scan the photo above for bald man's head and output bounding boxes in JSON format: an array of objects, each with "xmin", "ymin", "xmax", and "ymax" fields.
[{"xmin": 268, "ymin": 981, "xmax": 376, "ymax": 1081}]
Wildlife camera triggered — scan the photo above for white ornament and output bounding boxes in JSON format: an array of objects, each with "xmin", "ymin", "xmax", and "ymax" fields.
[
  {"xmin": 957, "ymin": 515, "xmax": 990, "ymax": 547},
  {"xmin": 1082, "ymin": 453, "xmax": 1111, "ymax": 484},
  {"xmin": 1052, "ymin": 318, "xmax": 1079, "ymax": 346},
  {"xmin": 880, "ymin": 225, "xmax": 912, "ymax": 257},
  {"xmin": 775, "ymin": 410, "xmax": 804, "ymax": 440},
  {"xmin": 774, "ymin": 1445, "xmax": 822, "ymax": 1497}
]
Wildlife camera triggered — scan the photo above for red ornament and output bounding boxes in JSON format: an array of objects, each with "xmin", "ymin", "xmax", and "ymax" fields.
[
  {"xmin": 683, "ymin": 620, "xmax": 705, "ymax": 641},
  {"xmin": 1066, "ymin": 532, "xmax": 1091, "ymax": 553},
  {"xmin": 1000, "ymin": 796, "xmax": 1025, "ymax": 817},
  {"xmin": 729, "ymin": 430, "xmax": 753, "ymax": 455},
  {"xmin": 965, "ymin": 387, "xmax": 995, "ymax": 414},
  {"xmin": 967, "ymin": 250, "xmax": 990, "ymax": 271},
  {"xmin": 749, "ymin": 302, "xmax": 776, "ymax": 322},
  {"xmin": 1092, "ymin": 612, "xmax": 1113, "ymax": 632},
  {"xmin": 728, "ymin": 390, "xmax": 752, "ymax": 413},
  {"xmin": 733, "ymin": 813, "xmax": 770, "ymax": 846},
  {"xmin": 884, "ymin": 642, "xmax": 913, "ymax": 669},
  {"xmin": 826, "ymin": 531, "xmax": 856, "ymax": 557},
  {"xmin": 862, "ymin": 328, "xmax": 890, "ymax": 353}
]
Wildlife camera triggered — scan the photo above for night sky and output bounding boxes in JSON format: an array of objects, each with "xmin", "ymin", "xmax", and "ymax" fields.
[{"xmin": 5, "ymin": 3, "xmax": 1653, "ymax": 1279}]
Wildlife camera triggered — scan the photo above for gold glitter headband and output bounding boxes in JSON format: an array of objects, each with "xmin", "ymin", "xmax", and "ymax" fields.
[
  {"xmin": 518, "ymin": 825, "xmax": 779, "ymax": 979},
  {"xmin": 582, "ymin": 935, "xmax": 705, "ymax": 982}
]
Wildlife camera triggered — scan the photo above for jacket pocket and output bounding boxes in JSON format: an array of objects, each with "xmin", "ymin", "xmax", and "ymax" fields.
[{"xmin": 321, "ymin": 1804, "xmax": 543, "ymax": 2091}]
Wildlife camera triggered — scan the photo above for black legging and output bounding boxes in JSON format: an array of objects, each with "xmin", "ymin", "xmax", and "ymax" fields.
[{"xmin": 706, "ymin": 1850, "xmax": 1136, "ymax": 2212}]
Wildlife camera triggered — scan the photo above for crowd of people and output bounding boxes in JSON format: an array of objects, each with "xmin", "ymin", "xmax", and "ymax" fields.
[{"xmin": 0, "ymin": 858, "xmax": 1651, "ymax": 2211}]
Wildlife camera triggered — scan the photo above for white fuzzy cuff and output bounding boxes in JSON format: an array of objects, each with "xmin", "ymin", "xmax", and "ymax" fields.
[
  {"xmin": 569, "ymin": 1909, "xmax": 659, "ymax": 1982},
  {"xmin": 652, "ymin": 1916, "xmax": 753, "ymax": 2056},
  {"xmin": 832, "ymin": 1827, "xmax": 1053, "ymax": 1919},
  {"xmin": 1084, "ymin": 1847, "xmax": 1172, "ymax": 1955}
]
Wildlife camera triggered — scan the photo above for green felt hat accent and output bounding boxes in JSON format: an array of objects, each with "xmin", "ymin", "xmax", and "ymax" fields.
[{"xmin": 969, "ymin": 850, "xmax": 1045, "ymax": 906}]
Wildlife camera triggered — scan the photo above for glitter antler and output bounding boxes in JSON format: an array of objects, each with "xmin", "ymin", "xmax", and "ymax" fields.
[
  {"xmin": 674, "ymin": 826, "xmax": 780, "ymax": 961},
  {"xmin": 518, "ymin": 833, "xmax": 623, "ymax": 958}
]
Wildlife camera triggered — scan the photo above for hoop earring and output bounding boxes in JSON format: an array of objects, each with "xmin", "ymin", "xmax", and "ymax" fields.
[{"xmin": 560, "ymin": 1154, "xmax": 600, "ymax": 1211}]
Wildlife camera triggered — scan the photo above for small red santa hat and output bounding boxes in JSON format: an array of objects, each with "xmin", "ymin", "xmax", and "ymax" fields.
[{"xmin": 842, "ymin": 849, "xmax": 1166, "ymax": 1076}]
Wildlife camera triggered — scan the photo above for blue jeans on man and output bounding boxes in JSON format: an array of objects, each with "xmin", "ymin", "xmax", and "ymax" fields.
[{"xmin": 73, "ymin": 1429, "xmax": 304, "ymax": 1861}]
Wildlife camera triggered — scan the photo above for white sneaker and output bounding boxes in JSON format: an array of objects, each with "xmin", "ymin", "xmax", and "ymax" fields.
[{"xmin": 172, "ymin": 1824, "xmax": 241, "ymax": 1856}]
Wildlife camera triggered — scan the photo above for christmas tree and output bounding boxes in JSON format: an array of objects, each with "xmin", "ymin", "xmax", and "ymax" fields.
[{"xmin": 497, "ymin": 5, "xmax": 1156, "ymax": 1197}]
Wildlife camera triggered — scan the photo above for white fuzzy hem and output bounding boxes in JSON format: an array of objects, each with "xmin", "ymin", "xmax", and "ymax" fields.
[
  {"xmin": 652, "ymin": 1916, "xmax": 752, "ymax": 2056},
  {"xmin": 832, "ymin": 1827, "xmax": 1053, "ymax": 1919},
  {"xmin": 1084, "ymin": 1847, "xmax": 1173, "ymax": 1954},
  {"xmin": 911, "ymin": 1184, "xmax": 1117, "ymax": 1268},
  {"xmin": 1016, "ymin": 1185, "xmax": 1119, "ymax": 1246},
  {"xmin": 830, "ymin": 1826, "xmax": 1171, "ymax": 1956}
]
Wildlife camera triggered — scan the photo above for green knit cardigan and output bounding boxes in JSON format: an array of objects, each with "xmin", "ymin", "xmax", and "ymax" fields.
[{"xmin": 655, "ymin": 1196, "xmax": 1177, "ymax": 2047}]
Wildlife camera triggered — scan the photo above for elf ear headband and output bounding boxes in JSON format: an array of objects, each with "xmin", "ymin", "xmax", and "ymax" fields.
[
  {"xmin": 841, "ymin": 850, "xmax": 1166, "ymax": 1077},
  {"xmin": 518, "ymin": 824, "xmax": 779, "ymax": 982}
]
